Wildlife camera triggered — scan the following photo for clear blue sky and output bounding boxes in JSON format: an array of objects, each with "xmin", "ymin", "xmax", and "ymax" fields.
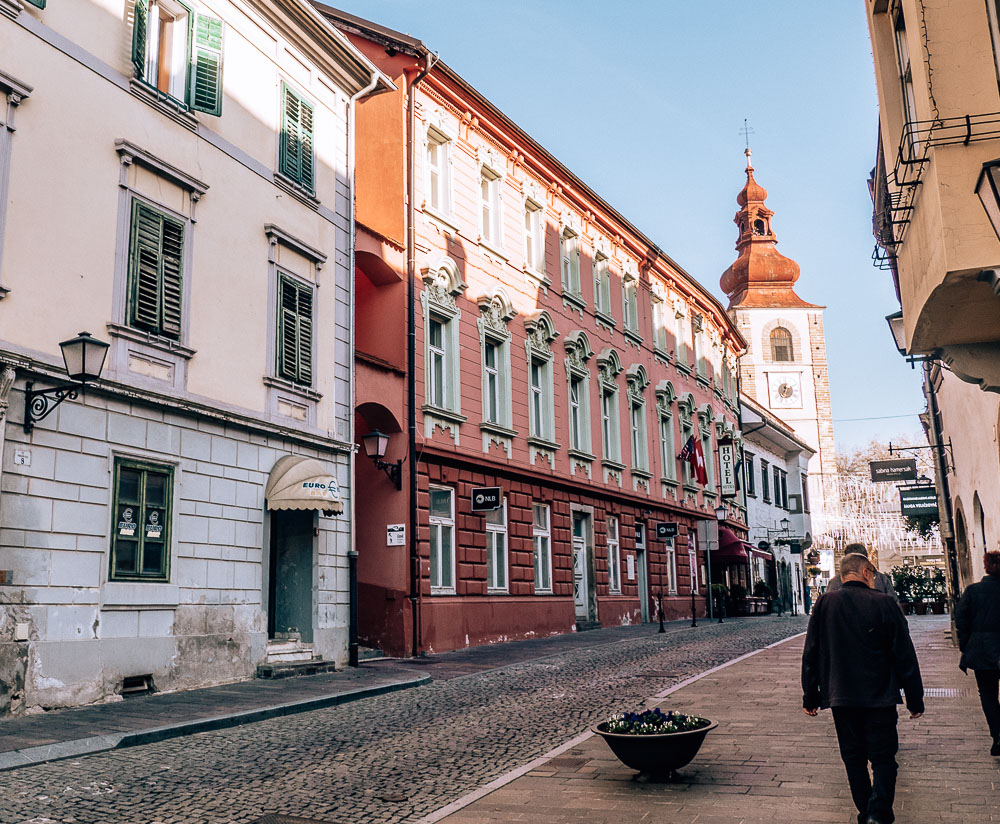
[{"xmin": 332, "ymin": 0, "xmax": 926, "ymax": 451}]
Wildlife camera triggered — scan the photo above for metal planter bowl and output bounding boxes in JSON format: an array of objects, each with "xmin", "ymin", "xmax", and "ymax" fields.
[{"xmin": 592, "ymin": 720, "xmax": 718, "ymax": 778}]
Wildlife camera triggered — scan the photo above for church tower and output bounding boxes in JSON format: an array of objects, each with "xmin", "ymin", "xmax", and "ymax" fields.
[{"xmin": 721, "ymin": 150, "xmax": 840, "ymax": 556}]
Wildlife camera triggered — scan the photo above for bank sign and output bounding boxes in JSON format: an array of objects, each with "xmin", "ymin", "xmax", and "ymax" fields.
[
  {"xmin": 869, "ymin": 458, "xmax": 918, "ymax": 483},
  {"xmin": 899, "ymin": 486, "xmax": 938, "ymax": 517},
  {"xmin": 718, "ymin": 442, "xmax": 737, "ymax": 497}
]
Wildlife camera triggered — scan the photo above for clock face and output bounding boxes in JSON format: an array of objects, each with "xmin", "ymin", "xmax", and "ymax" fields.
[{"xmin": 768, "ymin": 373, "xmax": 802, "ymax": 409}]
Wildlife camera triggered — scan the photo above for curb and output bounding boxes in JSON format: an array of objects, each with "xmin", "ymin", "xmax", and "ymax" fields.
[
  {"xmin": 415, "ymin": 630, "xmax": 808, "ymax": 824},
  {"xmin": 0, "ymin": 674, "xmax": 430, "ymax": 773}
]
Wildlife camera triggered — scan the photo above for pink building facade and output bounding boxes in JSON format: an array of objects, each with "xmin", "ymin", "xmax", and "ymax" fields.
[{"xmin": 328, "ymin": 9, "xmax": 746, "ymax": 657}]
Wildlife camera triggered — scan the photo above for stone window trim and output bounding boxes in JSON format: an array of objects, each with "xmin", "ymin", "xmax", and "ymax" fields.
[
  {"xmin": 423, "ymin": 116, "xmax": 457, "ymax": 222},
  {"xmin": 597, "ymin": 347, "xmax": 623, "ymax": 472},
  {"xmin": 664, "ymin": 537, "xmax": 678, "ymax": 594},
  {"xmin": 429, "ymin": 484, "xmax": 456, "ymax": 594},
  {"xmin": 477, "ymin": 146, "xmax": 506, "ymax": 258},
  {"xmin": 0, "ymin": 69, "xmax": 31, "ymax": 298},
  {"xmin": 760, "ymin": 317, "xmax": 803, "ymax": 363},
  {"xmin": 564, "ymin": 330, "xmax": 594, "ymax": 457},
  {"xmin": 655, "ymin": 379, "xmax": 677, "ymax": 483},
  {"xmin": 108, "ymin": 455, "xmax": 176, "ymax": 584},
  {"xmin": 477, "ymin": 290, "xmax": 517, "ymax": 444},
  {"xmin": 524, "ymin": 310, "xmax": 559, "ymax": 451},
  {"xmin": 421, "ymin": 257, "xmax": 467, "ymax": 433},
  {"xmin": 626, "ymin": 363, "xmax": 650, "ymax": 475},
  {"xmin": 606, "ymin": 515, "xmax": 621, "ymax": 594},
  {"xmin": 522, "ymin": 182, "xmax": 549, "ymax": 289},
  {"xmin": 559, "ymin": 211, "xmax": 583, "ymax": 309},
  {"xmin": 532, "ymin": 502, "xmax": 553, "ymax": 594},
  {"xmin": 264, "ymin": 225, "xmax": 325, "ymax": 429},
  {"xmin": 109, "ymin": 143, "xmax": 206, "ymax": 393}
]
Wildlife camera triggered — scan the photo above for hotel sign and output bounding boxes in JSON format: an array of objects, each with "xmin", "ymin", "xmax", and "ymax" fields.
[{"xmin": 718, "ymin": 441, "xmax": 737, "ymax": 497}]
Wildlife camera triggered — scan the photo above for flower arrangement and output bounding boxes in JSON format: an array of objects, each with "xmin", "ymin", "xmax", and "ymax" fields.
[{"xmin": 602, "ymin": 708, "xmax": 710, "ymax": 736}]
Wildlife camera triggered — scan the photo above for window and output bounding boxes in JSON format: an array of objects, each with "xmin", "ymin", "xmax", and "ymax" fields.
[
  {"xmin": 601, "ymin": 387, "xmax": 620, "ymax": 462},
  {"xmin": 674, "ymin": 312, "xmax": 688, "ymax": 368},
  {"xmin": 607, "ymin": 516, "xmax": 620, "ymax": 593},
  {"xmin": 427, "ymin": 317, "xmax": 447, "ymax": 408},
  {"xmin": 426, "ymin": 130, "xmax": 451, "ymax": 214},
  {"xmin": 569, "ymin": 375, "xmax": 585, "ymax": 450},
  {"xmin": 761, "ymin": 459, "xmax": 771, "ymax": 502},
  {"xmin": 132, "ymin": 0, "xmax": 224, "ymax": 115},
  {"xmin": 483, "ymin": 339, "xmax": 500, "ymax": 424},
  {"xmin": 524, "ymin": 201, "xmax": 544, "ymax": 272},
  {"xmin": 127, "ymin": 200, "xmax": 184, "ymax": 340},
  {"xmin": 529, "ymin": 357, "xmax": 553, "ymax": 441},
  {"xmin": 744, "ymin": 452, "xmax": 756, "ymax": 497},
  {"xmin": 659, "ymin": 413, "xmax": 676, "ymax": 481},
  {"xmin": 480, "ymin": 169, "xmax": 501, "ymax": 246},
  {"xmin": 110, "ymin": 458, "xmax": 173, "ymax": 582},
  {"xmin": 665, "ymin": 537, "xmax": 677, "ymax": 594},
  {"xmin": 630, "ymin": 401, "xmax": 648, "ymax": 472},
  {"xmin": 892, "ymin": 8, "xmax": 920, "ymax": 150},
  {"xmin": 277, "ymin": 274, "xmax": 314, "ymax": 386},
  {"xmin": 279, "ymin": 84, "xmax": 315, "ymax": 191},
  {"xmin": 691, "ymin": 316, "xmax": 705, "ymax": 377},
  {"xmin": 594, "ymin": 254, "xmax": 611, "ymax": 316},
  {"xmin": 775, "ymin": 468, "xmax": 788, "ymax": 509},
  {"xmin": 688, "ymin": 532, "xmax": 698, "ymax": 594},
  {"xmin": 533, "ymin": 503, "xmax": 552, "ymax": 592},
  {"xmin": 561, "ymin": 228, "xmax": 580, "ymax": 295},
  {"xmin": 486, "ymin": 500, "xmax": 508, "ymax": 592},
  {"xmin": 801, "ymin": 474, "xmax": 810, "ymax": 512},
  {"xmin": 623, "ymin": 277, "xmax": 638, "ymax": 334},
  {"xmin": 770, "ymin": 327, "xmax": 793, "ymax": 362},
  {"xmin": 429, "ymin": 486, "xmax": 455, "ymax": 591},
  {"xmin": 652, "ymin": 297, "xmax": 668, "ymax": 352}
]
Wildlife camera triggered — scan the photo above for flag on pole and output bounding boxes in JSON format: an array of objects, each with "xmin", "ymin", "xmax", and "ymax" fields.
[{"xmin": 677, "ymin": 435, "xmax": 709, "ymax": 486}]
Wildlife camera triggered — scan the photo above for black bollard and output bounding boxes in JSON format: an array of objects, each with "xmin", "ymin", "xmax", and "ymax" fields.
[
  {"xmin": 657, "ymin": 590, "xmax": 666, "ymax": 633},
  {"xmin": 717, "ymin": 594, "xmax": 725, "ymax": 624},
  {"xmin": 690, "ymin": 587, "xmax": 697, "ymax": 627}
]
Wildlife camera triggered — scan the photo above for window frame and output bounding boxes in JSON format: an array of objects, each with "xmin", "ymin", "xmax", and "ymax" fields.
[
  {"xmin": 607, "ymin": 515, "xmax": 621, "ymax": 593},
  {"xmin": 744, "ymin": 451, "xmax": 756, "ymax": 497},
  {"xmin": 426, "ymin": 127, "xmax": 453, "ymax": 216},
  {"xmin": 593, "ymin": 253, "xmax": 612, "ymax": 317},
  {"xmin": 109, "ymin": 457, "xmax": 174, "ymax": 583},
  {"xmin": 761, "ymin": 459, "xmax": 771, "ymax": 503},
  {"xmin": 479, "ymin": 167, "xmax": 502, "ymax": 248},
  {"xmin": 665, "ymin": 537, "xmax": 677, "ymax": 594},
  {"xmin": 427, "ymin": 315, "xmax": 447, "ymax": 409},
  {"xmin": 770, "ymin": 327, "xmax": 793, "ymax": 362},
  {"xmin": 278, "ymin": 82, "xmax": 316, "ymax": 193},
  {"xmin": 658, "ymin": 411, "xmax": 676, "ymax": 482},
  {"xmin": 126, "ymin": 197, "xmax": 186, "ymax": 342},
  {"xmin": 801, "ymin": 473, "xmax": 810, "ymax": 512},
  {"xmin": 275, "ymin": 271, "xmax": 315, "ymax": 388},
  {"xmin": 601, "ymin": 386, "xmax": 620, "ymax": 463},
  {"xmin": 630, "ymin": 399, "xmax": 649, "ymax": 473},
  {"xmin": 523, "ymin": 198, "xmax": 545, "ymax": 275},
  {"xmin": 892, "ymin": 6, "xmax": 920, "ymax": 152},
  {"xmin": 560, "ymin": 227, "xmax": 581, "ymax": 296},
  {"xmin": 429, "ymin": 485, "xmax": 456, "ymax": 593},
  {"xmin": 483, "ymin": 337, "xmax": 500, "ymax": 425},
  {"xmin": 485, "ymin": 499, "xmax": 508, "ymax": 593},
  {"xmin": 532, "ymin": 503, "xmax": 552, "ymax": 593}
]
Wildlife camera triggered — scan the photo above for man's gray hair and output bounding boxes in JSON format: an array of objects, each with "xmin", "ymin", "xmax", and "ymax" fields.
[{"xmin": 841, "ymin": 552, "xmax": 874, "ymax": 577}]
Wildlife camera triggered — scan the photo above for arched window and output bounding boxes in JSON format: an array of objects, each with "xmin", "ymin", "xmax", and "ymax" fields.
[
  {"xmin": 770, "ymin": 327, "xmax": 793, "ymax": 361},
  {"xmin": 753, "ymin": 218, "xmax": 766, "ymax": 235}
]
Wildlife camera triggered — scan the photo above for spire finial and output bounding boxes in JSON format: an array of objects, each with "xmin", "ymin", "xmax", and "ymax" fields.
[{"xmin": 740, "ymin": 119, "xmax": 755, "ymax": 168}]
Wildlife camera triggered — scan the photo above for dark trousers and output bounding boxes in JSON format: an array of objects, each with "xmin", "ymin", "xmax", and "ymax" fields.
[
  {"xmin": 831, "ymin": 706, "xmax": 899, "ymax": 824},
  {"xmin": 974, "ymin": 669, "xmax": 1000, "ymax": 740}
]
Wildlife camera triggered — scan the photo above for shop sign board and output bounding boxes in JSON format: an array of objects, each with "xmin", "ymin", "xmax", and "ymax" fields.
[
  {"xmin": 869, "ymin": 458, "xmax": 917, "ymax": 482},
  {"xmin": 718, "ymin": 442, "xmax": 737, "ymax": 497},
  {"xmin": 656, "ymin": 522, "xmax": 678, "ymax": 540},
  {"xmin": 899, "ymin": 486, "xmax": 939, "ymax": 517},
  {"xmin": 471, "ymin": 487, "xmax": 502, "ymax": 511}
]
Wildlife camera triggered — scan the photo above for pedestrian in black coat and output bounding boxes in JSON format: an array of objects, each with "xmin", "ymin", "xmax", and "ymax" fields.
[
  {"xmin": 826, "ymin": 542, "xmax": 899, "ymax": 604},
  {"xmin": 955, "ymin": 551, "xmax": 1000, "ymax": 756},
  {"xmin": 801, "ymin": 553, "xmax": 924, "ymax": 824}
]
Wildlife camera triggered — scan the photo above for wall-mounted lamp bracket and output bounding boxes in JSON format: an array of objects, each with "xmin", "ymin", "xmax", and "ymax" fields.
[{"xmin": 23, "ymin": 381, "xmax": 80, "ymax": 434}]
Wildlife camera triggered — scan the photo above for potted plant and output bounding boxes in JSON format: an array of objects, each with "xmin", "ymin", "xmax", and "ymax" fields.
[
  {"xmin": 891, "ymin": 566, "xmax": 915, "ymax": 615},
  {"xmin": 593, "ymin": 708, "xmax": 717, "ymax": 780},
  {"xmin": 927, "ymin": 569, "xmax": 947, "ymax": 614}
]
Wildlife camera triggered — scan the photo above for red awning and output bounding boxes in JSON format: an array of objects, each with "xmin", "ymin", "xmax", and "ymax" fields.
[
  {"xmin": 716, "ymin": 527, "xmax": 748, "ymax": 560},
  {"xmin": 747, "ymin": 544, "xmax": 773, "ymax": 561}
]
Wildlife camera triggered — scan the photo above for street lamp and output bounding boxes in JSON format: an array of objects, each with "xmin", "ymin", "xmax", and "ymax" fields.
[
  {"xmin": 714, "ymin": 504, "xmax": 728, "ymax": 522},
  {"xmin": 24, "ymin": 332, "xmax": 108, "ymax": 433},
  {"xmin": 976, "ymin": 159, "xmax": 1000, "ymax": 241},
  {"xmin": 361, "ymin": 428, "xmax": 402, "ymax": 490}
]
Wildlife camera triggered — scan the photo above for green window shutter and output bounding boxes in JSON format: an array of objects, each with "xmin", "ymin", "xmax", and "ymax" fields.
[
  {"xmin": 132, "ymin": 0, "xmax": 148, "ymax": 79},
  {"xmin": 278, "ymin": 276, "xmax": 313, "ymax": 385},
  {"xmin": 128, "ymin": 201, "xmax": 184, "ymax": 340},
  {"xmin": 24, "ymin": 0, "xmax": 46, "ymax": 7},
  {"xmin": 279, "ymin": 85, "xmax": 315, "ymax": 191},
  {"xmin": 189, "ymin": 14, "xmax": 224, "ymax": 116}
]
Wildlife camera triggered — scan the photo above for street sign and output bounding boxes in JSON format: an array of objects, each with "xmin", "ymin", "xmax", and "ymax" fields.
[
  {"xmin": 656, "ymin": 522, "xmax": 678, "ymax": 540},
  {"xmin": 869, "ymin": 458, "xmax": 917, "ymax": 482},
  {"xmin": 899, "ymin": 486, "xmax": 938, "ymax": 517},
  {"xmin": 718, "ymin": 442, "xmax": 737, "ymax": 497},
  {"xmin": 471, "ymin": 486, "xmax": 502, "ymax": 511}
]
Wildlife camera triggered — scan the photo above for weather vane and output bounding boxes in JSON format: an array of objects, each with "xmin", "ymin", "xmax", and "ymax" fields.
[{"xmin": 740, "ymin": 118, "xmax": 755, "ymax": 151}]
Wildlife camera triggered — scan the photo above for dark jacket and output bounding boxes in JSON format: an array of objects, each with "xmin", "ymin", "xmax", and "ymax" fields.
[
  {"xmin": 955, "ymin": 574, "xmax": 1000, "ymax": 672},
  {"xmin": 802, "ymin": 581, "xmax": 924, "ymax": 713},
  {"xmin": 827, "ymin": 570, "xmax": 898, "ymax": 602}
]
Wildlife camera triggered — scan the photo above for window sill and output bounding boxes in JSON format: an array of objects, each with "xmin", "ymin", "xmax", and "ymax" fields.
[
  {"xmin": 534, "ymin": 588, "xmax": 554, "ymax": 595},
  {"xmin": 567, "ymin": 448, "xmax": 596, "ymax": 463},
  {"xmin": 478, "ymin": 237, "xmax": 508, "ymax": 262},
  {"xmin": 424, "ymin": 207, "xmax": 461, "ymax": 235},
  {"xmin": 695, "ymin": 373, "xmax": 710, "ymax": 388},
  {"xmin": 594, "ymin": 310, "xmax": 616, "ymax": 332},
  {"xmin": 264, "ymin": 375, "xmax": 322, "ymax": 402},
  {"xmin": 631, "ymin": 467, "xmax": 653, "ymax": 480},
  {"xmin": 601, "ymin": 458, "xmax": 626, "ymax": 473},
  {"xmin": 129, "ymin": 79, "xmax": 198, "ymax": 131},
  {"xmin": 661, "ymin": 477, "xmax": 679, "ymax": 488},
  {"xmin": 526, "ymin": 435, "xmax": 560, "ymax": 452},
  {"xmin": 676, "ymin": 362, "xmax": 692, "ymax": 376},
  {"xmin": 487, "ymin": 587, "xmax": 509, "ymax": 595},
  {"xmin": 653, "ymin": 346, "xmax": 670, "ymax": 363},
  {"xmin": 274, "ymin": 172, "xmax": 320, "ymax": 211},
  {"xmin": 480, "ymin": 421, "xmax": 518, "ymax": 438},
  {"xmin": 430, "ymin": 587, "xmax": 457, "ymax": 596},
  {"xmin": 624, "ymin": 329, "xmax": 643, "ymax": 349},
  {"xmin": 107, "ymin": 323, "xmax": 196, "ymax": 360},
  {"xmin": 524, "ymin": 265, "xmax": 550, "ymax": 290},
  {"xmin": 682, "ymin": 483, "xmax": 700, "ymax": 495},
  {"xmin": 562, "ymin": 291, "xmax": 586, "ymax": 315},
  {"xmin": 423, "ymin": 404, "xmax": 467, "ymax": 425}
]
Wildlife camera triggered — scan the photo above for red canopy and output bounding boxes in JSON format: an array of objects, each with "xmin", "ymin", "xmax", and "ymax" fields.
[{"xmin": 716, "ymin": 527, "xmax": 748, "ymax": 560}]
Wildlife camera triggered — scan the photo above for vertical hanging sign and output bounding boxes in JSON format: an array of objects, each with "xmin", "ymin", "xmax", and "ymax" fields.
[{"xmin": 718, "ymin": 440, "xmax": 737, "ymax": 497}]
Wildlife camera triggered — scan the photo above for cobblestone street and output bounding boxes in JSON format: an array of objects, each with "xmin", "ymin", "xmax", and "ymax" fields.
[{"xmin": 0, "ymin": 618, "xmax": 805, "ymax": 824}]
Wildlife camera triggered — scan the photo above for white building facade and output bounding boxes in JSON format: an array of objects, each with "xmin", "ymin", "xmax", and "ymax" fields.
[{"xmin": 0, "ymin": 0, "xmax": 387, "ymax": 714}]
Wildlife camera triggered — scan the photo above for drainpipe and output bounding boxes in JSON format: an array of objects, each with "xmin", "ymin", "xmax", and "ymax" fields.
[
  {"xmin": 347, "ymin": 71, "xmax": 381, "ymax": 667},
  {"xmin": 407, "ymin": 52, "xmax": 438, "ymax": 658}
]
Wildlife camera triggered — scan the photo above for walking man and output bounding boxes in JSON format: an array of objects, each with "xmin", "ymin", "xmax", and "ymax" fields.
[
  {"xmin": 801, "ymin": 552, "xmax": 924, "ymax": 824},
  {"xmin": 826, "ymin": 542, "xmax": 899, "ymax": 603}
]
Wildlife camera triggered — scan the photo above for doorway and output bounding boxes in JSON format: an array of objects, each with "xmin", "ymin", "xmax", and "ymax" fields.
[
  {"xmin": 267, "ymin": 509, "xmax": 314, "ymax": 642},
  {"xmin": 636, "ymin": 522, "xmax": 649, "ymax": 622},
  {"xmin": 572, "ymin": 512, "xmax": 593, "ymax": 624}
]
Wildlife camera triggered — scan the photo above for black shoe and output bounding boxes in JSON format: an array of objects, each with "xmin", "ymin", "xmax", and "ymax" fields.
[{"xmin": 991, "ymin": 737, "xmax": 1000, "ymax": 756}]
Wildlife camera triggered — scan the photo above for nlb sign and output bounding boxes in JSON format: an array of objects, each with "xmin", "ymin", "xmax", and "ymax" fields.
[
  {"xmin": 656, "ymin": 522, "xmax": 678, "ymax": 540},
  {"xmin": 471, "ymin": 487, "xmax": 502, "ymax": 511}
]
